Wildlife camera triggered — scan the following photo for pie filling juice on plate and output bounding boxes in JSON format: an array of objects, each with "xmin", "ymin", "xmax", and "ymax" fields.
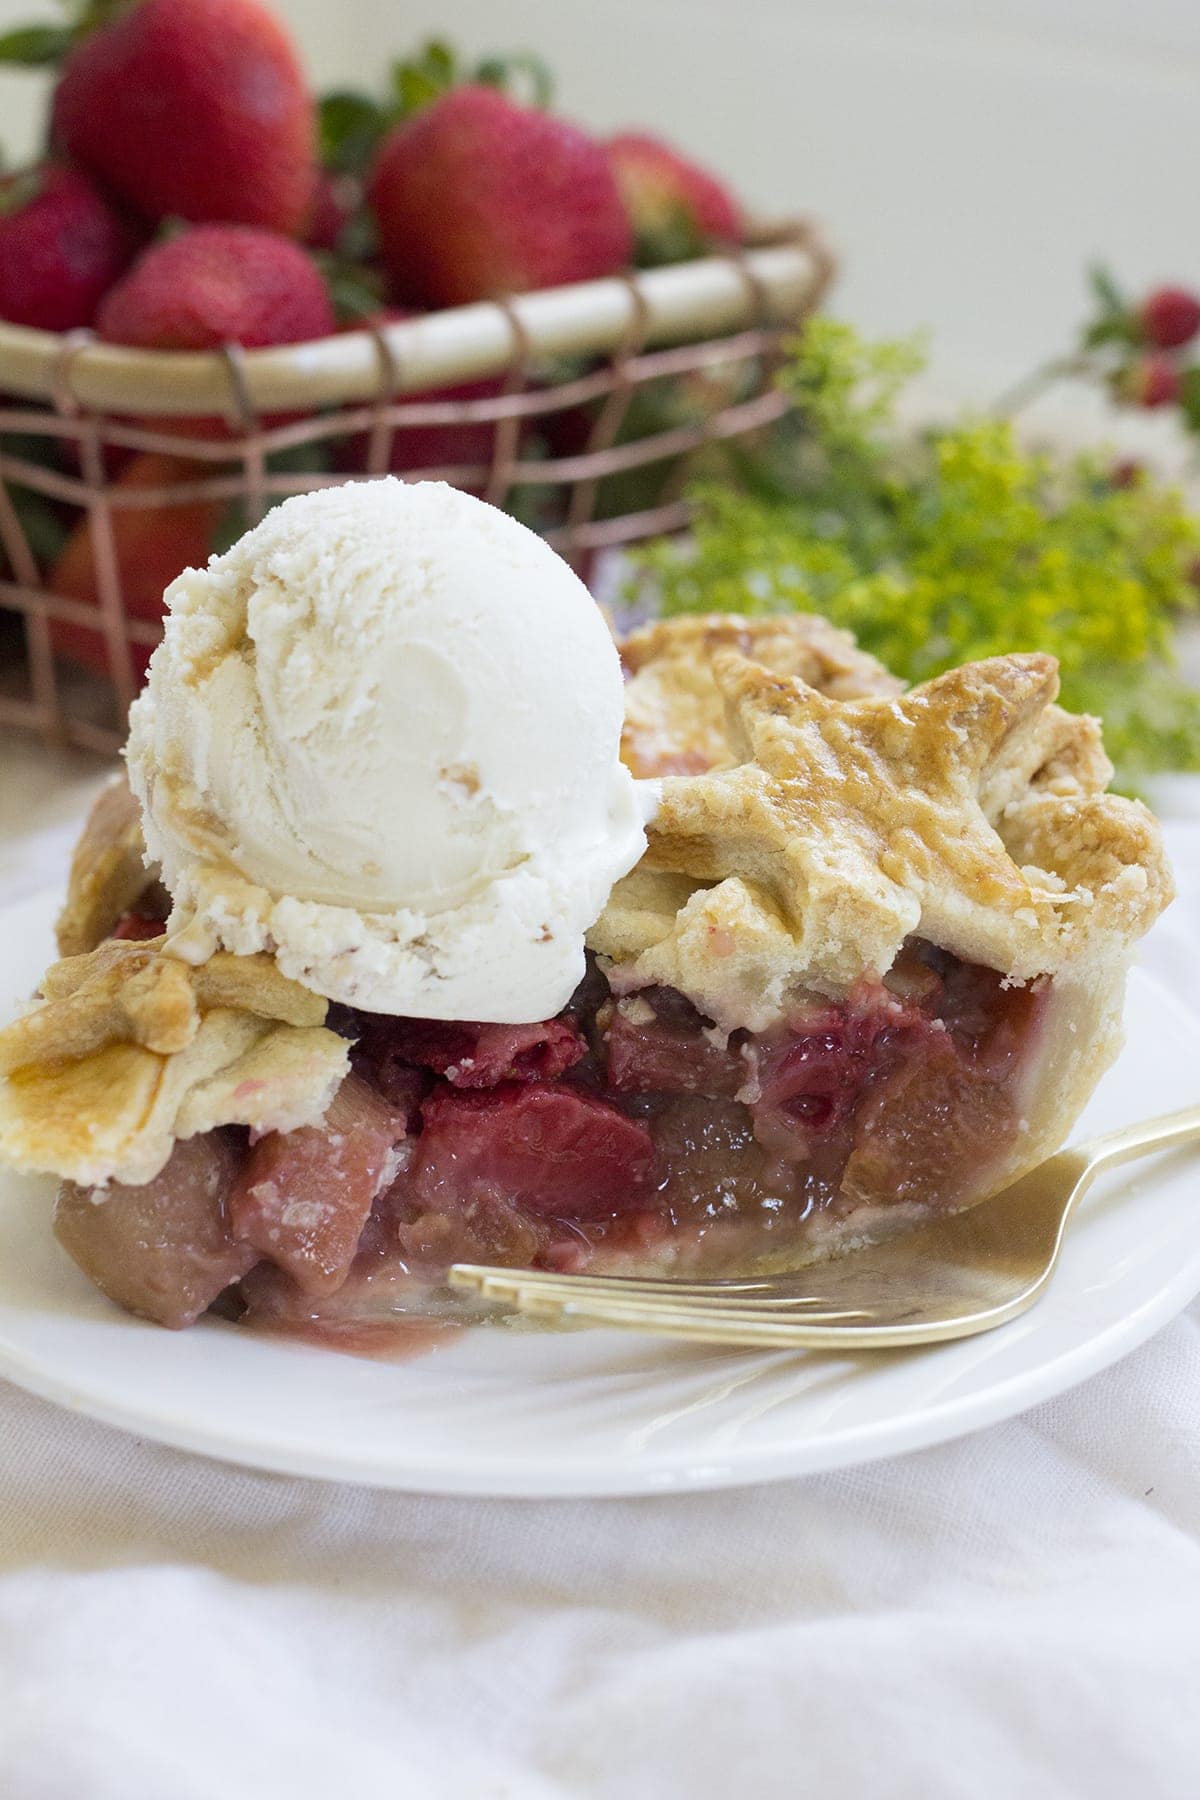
[{"xmin": 0, "ymin": 481, "xmax": 1173, "ymax": 1339}]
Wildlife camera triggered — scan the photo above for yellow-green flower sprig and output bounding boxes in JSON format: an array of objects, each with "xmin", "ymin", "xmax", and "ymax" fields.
[{"xmin": 632, "ymin": 319, "xmax": 1200, "ymax": 785}]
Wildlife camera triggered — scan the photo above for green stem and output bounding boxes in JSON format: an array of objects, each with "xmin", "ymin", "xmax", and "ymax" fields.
[{"xmin": 992, "ymin": 354, "xmax": 1095, "ymax": 418}]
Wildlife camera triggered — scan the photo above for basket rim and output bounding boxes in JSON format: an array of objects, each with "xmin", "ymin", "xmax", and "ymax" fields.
[{"xmin": 0, "ymin": 224, "xmax": 833, "ymax": 419}]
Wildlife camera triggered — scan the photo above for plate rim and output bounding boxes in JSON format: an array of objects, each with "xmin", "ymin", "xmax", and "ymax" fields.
[{"xmin": 1, "ymin": 1248, "xmax": 1198, "ymax": 1497}]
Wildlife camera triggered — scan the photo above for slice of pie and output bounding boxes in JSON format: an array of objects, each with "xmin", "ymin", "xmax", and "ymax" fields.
[{"xmin": 0, "ymin": 614, "xmax": 1172, "ymax": 1334}]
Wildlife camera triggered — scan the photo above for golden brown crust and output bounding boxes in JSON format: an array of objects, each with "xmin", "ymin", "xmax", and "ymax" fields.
[
  {"xmin": 55, "ymin": 773, "xmax": 161, "ymax": 957},
  {"xmin": 593, "ymin": 647, "xmax": 1173, "ymax": 1029},
  {"xmin": 1, "ymin": 937, "xmax": 328, "ymax": 1076},
  {"xmin": 620, "ymin": 613, "xmax": 903, "ymax": 778},
  {"xmin": 0, "ymin": 938, "xmax": 347, "ymax": 1186}
]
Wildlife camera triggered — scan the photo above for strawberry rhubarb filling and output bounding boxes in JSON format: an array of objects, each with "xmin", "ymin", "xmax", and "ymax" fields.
[{"xmin": 53, "ymin": 939, "xmax": 1050, "ymax": 1332}]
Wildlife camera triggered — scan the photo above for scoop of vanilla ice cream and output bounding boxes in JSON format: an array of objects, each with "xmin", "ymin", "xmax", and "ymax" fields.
[{"xmin": 126, "ymin": 480, "xmax": 649, "ymax": 1022}]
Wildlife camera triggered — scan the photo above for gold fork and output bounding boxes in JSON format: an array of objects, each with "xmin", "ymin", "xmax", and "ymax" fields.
[{"xmin": 449, "ymin": 1104, "xmax": 1200, "ymax": 1348}]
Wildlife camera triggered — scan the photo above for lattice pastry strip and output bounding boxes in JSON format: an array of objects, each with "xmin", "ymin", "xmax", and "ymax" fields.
[
  {"xmin": 0, "ymin": 938, "xmax": 348, "ymax": 1186},
  {"xmin": 592, "ymin": 649, "xmax": 1173, "ymax": 1027}
]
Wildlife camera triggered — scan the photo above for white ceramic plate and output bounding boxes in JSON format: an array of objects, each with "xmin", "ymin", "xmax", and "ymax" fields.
[{"xmin": 1, "ymin": 889, "xmax": 1198, "ymax": 1498}]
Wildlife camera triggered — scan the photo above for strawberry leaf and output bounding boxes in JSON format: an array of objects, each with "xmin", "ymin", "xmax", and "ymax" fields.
[
  {"xmin": 632, "ymin": 201, "xmax": 708, "ymax": 269},
  {"xmin": 417, "ymin": 39, "xmax": 457, "ymax": 86},
  {"xmin": 389, "ymin": 41, "xmax": 464, "ymax": 119},
  {"xmin": 0, "ymin": 22, "xmax": 74, "ymax": 65},
  {"xmin": 318, "ymin": 89, "xmax": 389, "ymax": 175},
  {"xmin": 323, "ymin": 260, "xmax": 386, "ymax": 325},
  {"xmin": 1080, "ymin": 262, "xmax": 1136, "ymax": 353},
  {"xmin": 14, "ymin": 488, "xmax": 67, "ymax": 566},
  {"xmin": 473, "ymin": 51, "xmax": 554, "ymax": 108},
  {"xmin": 335, "ymin": 206, "xmax": 378, "ymax": 266},
  {"xmin": 390, "ymin": 60, "xmax": 447, "ymax": 118}
]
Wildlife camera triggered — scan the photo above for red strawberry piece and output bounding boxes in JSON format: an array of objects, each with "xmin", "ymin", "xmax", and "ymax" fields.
[
  {"xmin": 228, "ymin": 1073, "xmax": 407, "ymax": 1296},
  {"xmin": 0, "ymin": 165, "xmax": 137, "ymax": 331},
  {"xmin": 1116, "ymin": 353, "xmax": 1181, "ymax": 409},
  {"xmin": 97, "ymin": 224, "xmax": 335, "ymax": 350},
  {"xmin": 51, "ymin": 0, "xmax": 316, "ymax": 234},
  {"xmin": 412, "ymin": 1081, "xmax": 656, "ymax": 1222},
  {"xmin": 599, "ymin": 988, "xmax": 748, "ymax": 1097},
  {"xmin": 367, "ymin": 85, "xmax": 632, "ymax": 308},
  {"xmin": 47, "ymin": 451, "xmax": 223, "ymax": 682},
  {"xmin": 751, "ymin": 1008, "xmax": 918, "ymax": 1155},
  {"xmin": 54, "ymin": 1132, "xmax": 256, "ymax": 1329},
  {"xmin": 1137, "ymin": 286, "xmax": 1200, "ymax": 352},
  {"xmin": 605, "ymin": 131, "xmax": 743, "ymax": 267},
  {"xmin": 358, "ymin": 1014, "xmax": 586, "ymax": 1089}
]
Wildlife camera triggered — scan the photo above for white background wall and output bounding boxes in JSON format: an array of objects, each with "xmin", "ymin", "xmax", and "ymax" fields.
[{"xmin": 2, "ymin": 0, "xmax": 1199, "ymax": 401}]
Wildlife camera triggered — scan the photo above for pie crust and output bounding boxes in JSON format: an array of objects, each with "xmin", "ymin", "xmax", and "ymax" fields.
[
  {"xmin": 0, "ymin": 936, "xmax": 348, "ymax": 1187},
  {"xmin": 0, "ymin": 610, "xmax": 1175, "ymax": 1319}
]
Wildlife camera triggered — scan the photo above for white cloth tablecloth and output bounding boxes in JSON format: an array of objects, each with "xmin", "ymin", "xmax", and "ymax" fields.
[{"xmin": 0, "ymin": 766, "xmax": 1198, "ymax": 1800}]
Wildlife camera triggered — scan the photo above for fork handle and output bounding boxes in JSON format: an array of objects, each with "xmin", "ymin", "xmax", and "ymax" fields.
[{"xmin": 1082, "ymin": 1103, "xmax": 1200, "ymax": 1174}]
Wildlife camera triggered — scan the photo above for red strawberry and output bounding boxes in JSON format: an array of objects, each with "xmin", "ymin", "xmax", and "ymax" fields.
[
  {"xmin": 1115, "ymin": 354, "xmax": 1181, "ymax": 409},
  {"xmin": 357, "ymin": 1014, "xmax": 586, "ymax": 1088},
  {"xmin": 48, "ymin": 451, "xmax": 223, "ymax": 680},
  {"xmin": 367, "ymin": 85, "xmax": 632, "ymax": 308},
  {"xmin": 605, "ymin": 131, "xmax": 743, "ymax": 266},
  {"xmin": 412, "ymin": 1081, "xmax": 656, "ymax": 1221},
  {"xmin": 51, "ymin": 0, "xmax": 316, "ymax": 234},
  {"xmin": 1138, "ymin": 286, "xmax": 1200, "ymax": 352},
  {"xmin": 0, "ymin": 165, "xmax": 137, "ymax": 331},
  {"xmin": 96, "ymin": 225, "xmax": 335, "ymax": 349}
]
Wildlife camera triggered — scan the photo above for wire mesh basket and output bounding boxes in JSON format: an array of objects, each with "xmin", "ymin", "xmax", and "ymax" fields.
[{"xmin": 0, "ymin": 221, "xmax": 832, "ymax": 754}]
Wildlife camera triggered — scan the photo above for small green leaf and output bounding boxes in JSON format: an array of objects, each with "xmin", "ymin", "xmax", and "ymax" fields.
[
  {"xmin": 0, "ymin": 23, "xmax": 74, "ymax": 66},
  {"xmin": 1177, "ymin": 366, "xmax": 1200, "ymax": 433},
  {"xmin": 1088, "ymin": 263, "xmax": 1127, "ymax": 317},
  {"xmin": 473, "ymin": 50, "xmax": 554, "ymax": 107},
  {"xmin": 1082, "ymin": 315, "xmax": 1137, "ymax": 350},
  {"xmin": 390, "ymin": 60, "xmax": 446, "ymax": 117},
  {"xmin": 336, "ymin": 206, "xmax": 378, "ymax": 267},
  {"xmin": 386, "ymin": 39, "xmax": 465, "ymax": 117},
  {"xmin": 208, "ymin": 500, "xmax": 249, "ymax": 562},
  {"xmin": 9, "ymin": 486, "xmax": 66, "ymax": 566},
  {"xmin": 632, "ymin": 201, "xmax": 707, "ymax": 269},
  {"xmin": 318, "ymin": 88, "xmax": 388, "ymax": 175},
  {"xmin": 416, "ymin": 39, "xmax": 457, "ymax": 85},
  {"xmin": 266, "ymin": 440, "xmax": 333, "ymax": 477},
  {"xmin": 325, "ymin": 262, "xmax": 386, "ymax": 325}
]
